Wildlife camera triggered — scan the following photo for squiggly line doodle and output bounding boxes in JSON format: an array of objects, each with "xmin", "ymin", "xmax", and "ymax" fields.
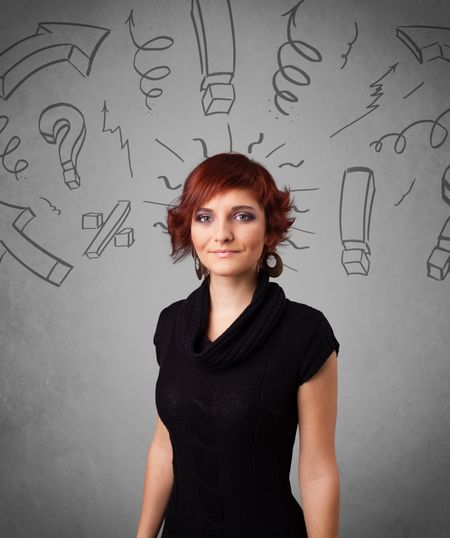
[
  {"xmin": 39, "ymin": 197, "xmax": 61, "ymax": 215},
  {"xmin": 39, "ymin": 103, "xmax": 86, "ymax": 190},
  {"xmin": 0, "ymin": 198, "xmax": 73, "ymax": 286},
  {"xmin": 340, "ymin": 22, "xmax": 358, "ymax": 70},
  {"xmin": 157, "ymin": 175, "xmax": 182, "ymax": 190},
  {"xmin": 393, "ymin": 178, "xmax": 416, "ymax": 207},
  {"xmin": 191, "ymin": 0, "xmax": 236, "ymax": 115},
  {"xmin": 272, "ymin": 0, "xmax": 322, "ymax": 116},
  {"xmin": 330, "ymin": 62, "xmax": 398, "ymax": 138},
  {"xmin": 0, "ymin": 22, "xmax": 110, "ymax": 100},
  {"xmin": 126, "ymin": 10, "xmax": 174, "ymax": 111},
  {"xmin": 396, "ymin": 25, "xmax": 450, "ymax": 64},
  {"xmin": 370, "ymin": 106, "xmax": 450, "ymax": 154},
  {"xmin": 101, "ymin": 101, "xmax": 133, "ymax": 178},
  {"xmin": 0, "ymin": 115, "xmax": 28, "ymax": 181}
]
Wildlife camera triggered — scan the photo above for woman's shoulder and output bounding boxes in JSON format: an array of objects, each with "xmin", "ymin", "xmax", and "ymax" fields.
[
  {"xmin": 284, "ymin": 297, "xmax": 325, "ymax": 324},
  {"xmin": 158, "ymin": 299, "xmax": 185, "ymax": 323}
]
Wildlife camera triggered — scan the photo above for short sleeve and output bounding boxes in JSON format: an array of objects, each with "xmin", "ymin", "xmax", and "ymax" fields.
[
  {"xmin": 153, "ymin": 309, "xmax": 164, "ymax": 367},
  {"xmin": 297, "ymin": 312, "xmax": 340, "ymax": 385}
]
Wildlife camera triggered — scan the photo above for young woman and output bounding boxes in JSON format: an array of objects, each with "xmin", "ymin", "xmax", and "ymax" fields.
[{"xmin": 136, "ymin": 152, "xmax": 340, "ymax": 538}]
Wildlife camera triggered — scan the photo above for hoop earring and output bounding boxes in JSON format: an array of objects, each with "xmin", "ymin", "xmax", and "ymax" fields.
[
  {"xmin": 192, "ymin": 250, "xmax": 208, "ymax": 280},
  {"xmin": 261, "ymin": 250, "xmax": 283, "ymax": 278}
]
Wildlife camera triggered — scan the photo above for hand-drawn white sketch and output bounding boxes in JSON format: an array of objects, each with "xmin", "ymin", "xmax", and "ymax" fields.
[
  {"xmin": 272, "ymin": 0, "xmax": 322, "ymax": 117},
  {"xmin": 126, "ymin": 10, "xmax": 174, "ymax": 112},
  {"xmin": 396, "ymin": 25, "xmax": 450, "ymax": 64},
  {"xmin": 101, "ymin": 100, "xmax": 133, "ymax": 178},
  {"xmin": 0, "ymin": 114, "xmax": 28, "ymax": 181},
  {"xmin": 0, "ymin": 22, "xmax": 110, "ymax": 100},
  {"xmin": 339, "ymin": 167, "xmax": 376, "ymax": 276},
  {"xmin": 82, "ymin": 200, "xmax": 134, "ymax": 258},
  {"xmin": 191, "ymin": 0, "xmax": 236, "ymax": 115},
  {"xmin": 38, "ymin": 103, "xmax": 86, "ymax": 190},
  {"xmin": 0, "ymin": 198, "xmax": 73, "ymax": 285}
]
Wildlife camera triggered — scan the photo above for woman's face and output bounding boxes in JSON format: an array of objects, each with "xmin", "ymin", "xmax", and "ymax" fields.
[{"xmin": 190, "ymin": 188, "xmax": 267, "ymax": 278}]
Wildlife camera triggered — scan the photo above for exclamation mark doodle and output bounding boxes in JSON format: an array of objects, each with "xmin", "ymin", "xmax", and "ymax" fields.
[
  {"xmin": 339, "ymin": 167, "xmax": 376, "ymax": 275},
  {"xmin": 191, "ymin": 0, "xmax": 236, "ymax": 115}
]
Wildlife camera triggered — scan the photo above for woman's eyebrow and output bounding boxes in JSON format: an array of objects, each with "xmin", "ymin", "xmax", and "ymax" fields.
[{"xmin": 195, "ymin": 205, "xmax": 257, "ymax": 212}]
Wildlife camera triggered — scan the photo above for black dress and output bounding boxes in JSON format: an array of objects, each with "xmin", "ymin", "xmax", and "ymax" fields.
[{"xmin": 153, "ymin": 269, "xmax": 340, "ymax": 537}]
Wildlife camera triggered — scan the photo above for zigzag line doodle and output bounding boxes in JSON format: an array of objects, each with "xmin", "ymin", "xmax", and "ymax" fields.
[
  {"xmin": 101, "ymin": 100, "xmax": 133, "ymax": 178},
  {"xmin": 126, "ymin": 10, "xmax": 174, "ymax": 111},
  {"xmin": 0, "ymin": 115, "xmax": 28, "ymax": 181},
  {"xmin": 272, "ymin": 0, "xmax": 322, "ymax": 116},
  {"xmin": 369, "ymin": 106, "xmax": 450, "ymax": 154},
  {"xmin": 38, "ymin": 103, "xmax": 86, "ymax": 190},
  {"xmin": 0, "ymin": 22, "xmax": 110, "ymax": 100},
  {"xmin": 330, "ymin": 62, "xmax": 399, "ymax": 138},
  {"xmin": 0, "ymin": 198, "xmax": 73, "ymax": 286}
]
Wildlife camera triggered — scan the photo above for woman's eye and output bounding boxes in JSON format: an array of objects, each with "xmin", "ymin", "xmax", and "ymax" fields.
[
  {"xmin": 235, "ymin": 212, "xmax": 253, "ymax": 221},
  {"xmin": 195, "ymin": 213, "xmax": 254, "ymax": 223}
]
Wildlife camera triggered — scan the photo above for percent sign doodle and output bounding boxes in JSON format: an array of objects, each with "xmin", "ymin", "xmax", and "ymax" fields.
[
  {"xmin": 82, "ymin": 200, "xmax": 134, "ymax": 258},
  {"xmin": 191, "ymin": 0, "xmax": 236, "ymax": 115},
  {"xmin": 39, "ymin": 103, "xmax": 86, "ymax": 190},
  {"xmin": 339, "ymin": 167, "xmax": 376, "ymax": 276},
  {"xmin": 0, "ymin": 198, "xmax": 73, "ymax": 286}
]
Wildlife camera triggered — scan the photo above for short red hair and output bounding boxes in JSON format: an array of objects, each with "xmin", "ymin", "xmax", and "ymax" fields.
[{"xmin": 166, "ymin": 152, "xmax": 295, "ymax": 263}]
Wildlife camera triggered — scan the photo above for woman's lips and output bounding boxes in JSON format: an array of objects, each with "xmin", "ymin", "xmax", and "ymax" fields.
[{"xmin": 211, "ymin": 251, "xmax": 240, "ymax": 257}]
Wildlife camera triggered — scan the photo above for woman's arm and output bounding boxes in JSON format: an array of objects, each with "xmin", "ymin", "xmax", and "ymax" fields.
[
  {"xmin": 297, "ymin": 351, "xmax": 340, "ymax": 538},
  {"xmin": 136, "ymin": 414, "xmax": 174, "ymax": 538}
]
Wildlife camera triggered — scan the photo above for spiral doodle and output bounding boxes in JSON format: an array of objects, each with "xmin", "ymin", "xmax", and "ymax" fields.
[
  {"xmin": 370, "ymin": 106, "xmax": 450, "ymax": 154},
  {"xmin": 0, "ymin": 115, "xmax": 28, "ymax": 181},
  {"xmin": 272, "ymin": 0, "xmax": 322, "ymax": 116},
  {"xmin": 126, "ymin": 10, "xmax": 174, "ymax": 111}
]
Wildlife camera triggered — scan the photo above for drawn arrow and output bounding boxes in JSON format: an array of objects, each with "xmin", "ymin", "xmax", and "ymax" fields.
[
  {"xmin": 0, "ymin": 22, "xmax": 110, "ymax": 100},
  {"xmin": 0, "ymin": 199, "xmax": 73, "ymax": 286}
]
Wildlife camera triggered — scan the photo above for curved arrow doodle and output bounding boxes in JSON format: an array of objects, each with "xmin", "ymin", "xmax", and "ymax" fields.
[
  {"xmin": 0, "ymin": 22, "xmax": 110, "ymax": 100},
  {"xmin": 0, "ymin": 198, "xmax": 73, "ymax": 286}
]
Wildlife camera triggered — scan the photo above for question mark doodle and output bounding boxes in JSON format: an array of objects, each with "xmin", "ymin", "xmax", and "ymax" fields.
[{"xmin": 38, "ymin": 103, "xmax": 86, "ymax": 190}]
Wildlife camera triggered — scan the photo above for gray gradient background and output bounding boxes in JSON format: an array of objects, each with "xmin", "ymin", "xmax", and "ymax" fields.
[{"xmin": 1, "ymin": 0, "xmax": 449, "ymax": 536}]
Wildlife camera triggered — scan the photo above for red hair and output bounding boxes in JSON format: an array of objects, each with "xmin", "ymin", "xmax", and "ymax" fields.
[{"xmin": 166, "ymin": 152, "xmax": 296, "ymax": 263}]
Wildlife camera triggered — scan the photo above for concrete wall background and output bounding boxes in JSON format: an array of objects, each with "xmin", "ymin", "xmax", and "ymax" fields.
[{"xmin": 0, "ymin": 0, "xmax": 449, "ymax": 536}]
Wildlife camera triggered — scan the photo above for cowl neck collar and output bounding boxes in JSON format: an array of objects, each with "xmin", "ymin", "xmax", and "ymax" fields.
[{"xmin": 175, "ymin": 269, "xmax": 287, "ymax": 372}]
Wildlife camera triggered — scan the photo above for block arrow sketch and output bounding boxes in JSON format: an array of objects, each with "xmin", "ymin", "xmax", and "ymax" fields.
[
  {"xmin": 191, "ymin": 0, "xmax": 236, "ymax": 115},
  {"xmin": 0, "ymin": 198, "xmax": 73, "ymax": 286},
  {"xmin": 0, "ymin": 22, "xmax": 110, "ymax": 100},
  {"xmin": 396, "ymin": 25, "xmax": 450, "ymax": 64}
]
